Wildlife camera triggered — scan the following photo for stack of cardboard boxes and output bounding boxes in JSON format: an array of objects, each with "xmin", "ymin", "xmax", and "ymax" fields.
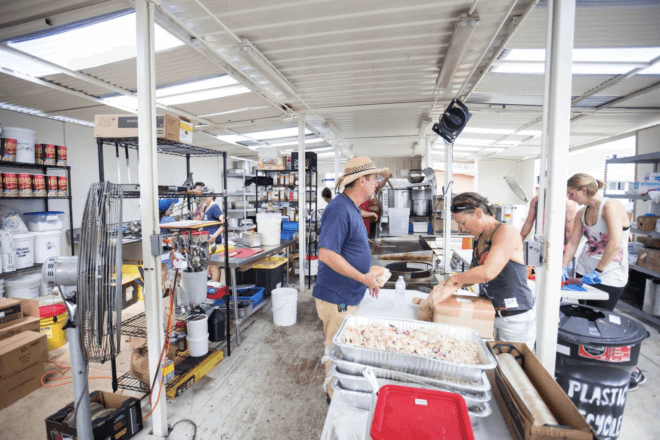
[
  {"xmin": 93, "ymin": 114, "xmax": 193, "ymax": 144},
  {"xmin": 0, "ymin": 297, "xmax": 47, "ymax": 411},
  {"xmin": 636, "ymin": 216, "xmax": 660, "ymax": 273}
]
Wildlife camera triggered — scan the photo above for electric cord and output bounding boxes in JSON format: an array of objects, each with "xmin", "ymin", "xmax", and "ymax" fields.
[{"xmin": 167, "ymin": 419, "xmax": 197, "ymax": 439}]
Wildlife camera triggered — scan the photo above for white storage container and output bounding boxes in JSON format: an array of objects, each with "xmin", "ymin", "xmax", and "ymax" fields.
[
  {"xmin": 23, "ymin": 212, "xmax": 65, "ymax": 231},
  {"xmin": 257, "ymin": 213, "xmax": 282, "ymax": 246},
  {"xmin": 389, "ymin": 208, "xmax": 410, "ymax": 236},
  {"xmin": 5, "ymin": 273, "xmax": 42, "ymax": 298},
  {"xmin": 12, "ymin": 232, "xmax": 35, "ymax": 269},
  {"xmin": 0, "ymin": 127, "xmax": 35, "ymax": 163},
  {"xmin": 34, "ymin": 230, "xmax": 61, "ymax": 263}
]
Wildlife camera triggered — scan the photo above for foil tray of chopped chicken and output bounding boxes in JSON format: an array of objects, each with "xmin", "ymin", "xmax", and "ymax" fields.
[{"xmin": 332, "ymin": 315, "xmax": 497, "ymax": 383}]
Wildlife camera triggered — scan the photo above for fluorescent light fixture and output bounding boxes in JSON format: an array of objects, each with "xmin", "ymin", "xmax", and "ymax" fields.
[
  {"xmin": 0, "ymin": 102, "xmax": 93, "ymax": 127},
  {"xmin": 233, "ymin": 39, "xmax": 297, "ymax": 100},
  {"xmin": 271, "ymin": 138, "xmax": 325, "ymax": 147},
  {"xmin": 436, "ymin": 12, "xmax": 480, "ymax": 89},
  {"xmin": 0, "ymin": 46, "xmax": 62, "ymax": 77},
  {"xmin": 157, "ymin": 84, "xmax": 250, "ymax": 105},
  {"xmin": 492, "ymin": 141, "xmax": 520, "ymax": 147},
  {"xmin": 216, "ymin": 127, "xmax": 312, "ymax": 146},
  {"xmin": 7, "ymin": 13, "xmax": 183, "ymax": 74},
  {"xmin": 200, "ymin": 106, "xmax": 270, "ymax": 118},
  {"xmin": 463, "ymin": 127, "xmax": 542, "ymax": 137}
]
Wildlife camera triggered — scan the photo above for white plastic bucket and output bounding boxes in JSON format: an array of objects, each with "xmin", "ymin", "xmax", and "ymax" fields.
[
  {"xmin": 257, "ymin": 213, "xmax": 282, "ymax": 246},
  {"xmin": 5, "ymin": 273, "xmax": 41, "ymax": 298},
  {"xmin": 187, "ymin": 313, "xmax": 208, "ymax": 339},
  {"xmin": 0, "ymin": 127, "xmax": 35, "ymax": 163},
  {"xmin": 33, "ymin": 230, "xmax": 61, "ymax": 263},
  {"xmin": 271, "ymin": 287, "xmax": 298, "ymax": 326},
  {"xmin": 389, "ymin": 207, "xmax": 410, "ymax": 236},
  {"xmin": 12, "ymin": 232, "xmax": 35, "ymax": 269},
  {"xmin": 181, "ymin": 270, "xmax": 208, "ymax": 305},
  {"xmin": 188, "ymin": 333, "xmax": 209, "ymax": 357}
]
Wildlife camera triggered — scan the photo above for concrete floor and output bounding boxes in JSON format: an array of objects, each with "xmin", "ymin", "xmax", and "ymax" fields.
[{"xmin": 0, "ymin": 291, "xmax": 658, "ymax": 439}]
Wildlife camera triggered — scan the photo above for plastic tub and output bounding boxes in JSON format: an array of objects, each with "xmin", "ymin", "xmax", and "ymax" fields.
[
  {"xmin": 23, "ymin": 212, "xmax": 64, "ymax": 231},
  {"xmin": 40, "ymin": 303, "xmax": 68, "ymax": 350},
  {"xmin": 180, "ymin": 270, "xmax": 208, "ymax": 306},
  {"xmin": 187, "ymin": 313, "xmax": 208, "ymax": 339},
  {"xmin": 33, "ymin": 230, "xmax": 61, "ymax": 263},
  {"xmin": 12, "ymin": 232, "xmax": 35, "ymax": 269},
  {"xmin": 271, "ymin": 287, "xmax": 298, "ymax": 326},
  {"xmin": 188, "ymin": 332, "xmax": 209, "ymax": 357},
  {"xmin": 257, "ymin": 213, "xmax": 282, "ymax": 246},
  {"xmin": 5, "ymin": 273, "xmax": 42, "ymax": 298},
  {"xmin": 0, "ymin": 127, "xmax": 36, "ymax": 163},
  {"xmin": 388, "ymin": 208, "xmax": 410, "ymax": 236}
]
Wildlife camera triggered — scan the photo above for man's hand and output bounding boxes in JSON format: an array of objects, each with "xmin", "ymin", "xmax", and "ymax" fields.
[
  {"xmin": 362, "ymin": 273, "xmax": 381, "ymax": 298},
  {"xmin": 369, "ymin": 212, "xmax": 379, "ymax": 221},
  {"xmin": 381, "ymin": 168, "xmax": 391, "ymax": 179}
]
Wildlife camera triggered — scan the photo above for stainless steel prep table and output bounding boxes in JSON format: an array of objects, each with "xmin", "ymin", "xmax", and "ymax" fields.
[{"xmin": 208, "ymin": 239, "xmax": 296, "ymax": 345}]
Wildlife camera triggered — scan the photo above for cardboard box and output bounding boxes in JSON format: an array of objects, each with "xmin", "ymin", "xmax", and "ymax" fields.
[
  {"xmin": 432, "ymin": 214, "xmax": 459, "ymax": 234},
  {"xmin": 488, "ymin": 342, "xmax": 596, "ymax": 440},
  {"xmin": 637, "ymin": 236, "xmax": 660, "ymax": 250},
  {"xmin": 0, "ymin": 316, "xmax": 40, "ymax": 342},
  {"xmin": 633, "ymin": 181, "xmax": 660, "ymax": 195},
  {"xmin": 434, "ymin": 295, "xmax": 495, "ymax": 339},
  {"xmin": 0, "ymin": 362, "xmax": 43, "ymax": 411},
  {"xmin": 0, "ymin": 331, "xmax": 48, "ymax": 378},
  {"xmin": 45, "ymin": 390, "xmax": 143, "ymax": 440},
  {"xmin": 257, "ymin": 156, "xmax": 286, "ymax": 170},
  {"xmin": 93, "ymin": 114, "xmax": 180, "ymax": 142},
  {"xmin": 179, "ymin": 118, "xmax": 193, "ymax": 144},
  {"xmin": 432, "ymin": 196, "xmax": 444, "ymax": 212},
  {"xmin": 19, "ymin": 297, "xmax": 41, "ymax": 318},
  {"xmin": 166, "ymin": 348, "xmax": 224, "ymax": 398},
  {"xmin": 637, "ymin": 215, "xmax": 659, "ymax": 231},
  {"xmin": 637, "ymin": 247, "xmax": 660, "ymax": 272},
  {"xmin": 0, "ymin": 298, "xmax": 22, "ymax": 330}
]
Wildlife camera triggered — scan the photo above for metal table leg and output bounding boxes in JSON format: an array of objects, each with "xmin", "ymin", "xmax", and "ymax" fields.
[
  {"xmin": 286, "ymin": 245, "xmax": 290, "ymax": 287},
  {"xmin": 231, "ymin": 267, "xmax": 241, "ymax": 346}
]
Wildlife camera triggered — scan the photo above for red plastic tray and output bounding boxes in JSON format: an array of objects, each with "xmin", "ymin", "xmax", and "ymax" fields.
[{"xmin": 370, "ymin": 385, "xmax": 475, "ymax": 440}]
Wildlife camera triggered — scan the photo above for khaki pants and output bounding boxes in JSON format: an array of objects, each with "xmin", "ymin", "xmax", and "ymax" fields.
[{"xmin": 315, "ymin": 298, "xmax": 358, "ymax": 398}]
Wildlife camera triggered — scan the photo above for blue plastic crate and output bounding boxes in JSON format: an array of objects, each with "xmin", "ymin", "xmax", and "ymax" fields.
[
  {"xmin": 228, "ymin": 286, "xmax": 265, "ymax": 307},
  {"xmin": 281, "ymin": 230, "xmax": 296, "ymax": 240},
  {"xmin": 281, "ymin": 221, "xmax": 299, "ymax": 231}
]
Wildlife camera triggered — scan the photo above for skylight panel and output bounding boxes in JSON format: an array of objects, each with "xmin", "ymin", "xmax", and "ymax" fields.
[
  {"xmin": 273, "ymin": 138, "xmax": 325, "ymax": 147},
  {"xmin": 156, "ymin": 76, "xmax": 239, "ymax": 98},
  {"xmin": 7, "ymin": 13, "xmax": 183, "ymax": 75},
  {"xmin": 0, "ymin": 47, "xmax": 62, "ymax": 77},
  {"xmin": 157, "ymin": 85, "xmax": 250, "ymax": 105},
  {"xmin": 243, "ymin": 127, "xmax": 311, "ymax": 141}
]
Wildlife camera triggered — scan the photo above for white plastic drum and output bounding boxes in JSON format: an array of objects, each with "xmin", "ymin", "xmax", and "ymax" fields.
[
  {"xmin": 12, "ymin": 232, "xmax": 35, "ymax": 269},
  {"xmin": 271, "ymin": 287, "xmax": 298, "ymax": 326},
  {"xmin": 33, "ymin": 230, "xmax": 61, "ymax": 263},
  {"xmin": 257, "ymin": 213, "xmax": 282, "ymax": 246},
  {"xmin": 0, "ymin": 127, "xmax": 36, "ymax": 164},
  {"xmin": 5, "ymin": 273, "xmax": 42, "ymax": 298},
  {"xmin": 180, "ymin": 270, "xmax": 207, "ymax": 305},
  {"xmin": 188, "ymin": 333, "xmax": 209, "ymax": 357}
]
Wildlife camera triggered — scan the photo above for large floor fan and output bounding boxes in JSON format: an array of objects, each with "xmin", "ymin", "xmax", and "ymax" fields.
[{"xmin": 42, "ymin": 182, "xmax": 123, "ymax": 439}]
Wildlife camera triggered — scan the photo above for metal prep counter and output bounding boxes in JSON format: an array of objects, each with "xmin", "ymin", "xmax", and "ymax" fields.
[{"xmin": 208, "ymin": 239, "xmax": 296, "ymax": 345}]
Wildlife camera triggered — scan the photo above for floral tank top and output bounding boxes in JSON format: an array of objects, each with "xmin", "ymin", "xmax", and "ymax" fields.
[{"xmin": 576, "ymin": 198, "xmax": 629, "ymax": 288}]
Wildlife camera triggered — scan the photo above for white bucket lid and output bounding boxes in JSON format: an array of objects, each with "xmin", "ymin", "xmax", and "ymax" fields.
[
  {"xmin": 5, "ymin": 273, "xmax": 42, "ymax": 286},
  {"xmin": 272, "ymin": 287, "xmax": 298, "ymax": 296},
  {"xmin": 0, "ymin": 127, "xmax": 36, "ymax": 137},
  {"xmin": 34, "ymin": 230, "xmax": 62, "ymax": 237},
  {"xmin": 11, "ymin": 232, "xmax": 36, "ymax": 239}
]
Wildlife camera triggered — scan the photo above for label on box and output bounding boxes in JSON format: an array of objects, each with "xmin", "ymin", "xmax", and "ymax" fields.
[{"xmin": 578, "ymin": 345, "xmax": 631, "ymax": 362}]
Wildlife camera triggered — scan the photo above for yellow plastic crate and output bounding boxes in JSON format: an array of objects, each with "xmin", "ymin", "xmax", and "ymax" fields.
[
  {"xmin": 123, "ymin": 264, "xmax": 144, "ymax": 301},
  {"xmin": 252, "ymin": 256, "xmax": 287, "ymax": 269}
]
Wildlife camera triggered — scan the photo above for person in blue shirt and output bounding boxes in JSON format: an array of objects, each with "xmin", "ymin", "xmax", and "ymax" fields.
[
  {"xmin": 313, "ymin": 156, "xmax": 390, "ymax": 402},
  {"xmin": 199, "ymin": 186, "xmax": 224, "ymax": 282}
]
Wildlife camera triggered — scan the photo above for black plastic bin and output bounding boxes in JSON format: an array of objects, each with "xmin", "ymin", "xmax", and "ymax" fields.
[
  {"xmin": 555, "ymin": 304, "xmax": 648, "ymax": 440},
  {"xmin": 234, "ymin": 263, "xmax": 286, "ymax": 297}
]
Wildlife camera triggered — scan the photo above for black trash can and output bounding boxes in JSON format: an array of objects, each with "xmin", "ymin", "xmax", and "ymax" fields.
[{"xmin": 555, "ymin": 304, "xmax": 648, "ymax": 440}]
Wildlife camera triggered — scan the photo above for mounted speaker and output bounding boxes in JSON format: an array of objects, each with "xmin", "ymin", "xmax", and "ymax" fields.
[{"xmin": 431, "ymin": 99, "xmax": 472, "ymax": 143}]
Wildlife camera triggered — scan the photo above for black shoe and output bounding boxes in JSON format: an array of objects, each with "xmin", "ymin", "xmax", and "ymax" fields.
[
  {"xmin": 629, "ymin": 367, "xmax": 646, "ymax": 391},
  {"xmin": 326, "ymin": 394, "xmax": 332, "ymax": 405}
]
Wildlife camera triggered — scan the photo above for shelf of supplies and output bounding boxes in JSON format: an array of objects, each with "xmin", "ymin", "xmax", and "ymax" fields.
[
  {"xmin": 98, "ymin": 137, "xmax": 225, "ymax": 157},
  {"xmin": 630, "ymin": 264, "xmax": 660, "ymax": 278},
  {"xmin": 605, "ymin": 152, "xmax": 660, "ymax": 165},
  {"xmin": 0, "ymin": 263, "xmax": 43, "ymax": 278},
  {"xmin": 227, "ymin": 192, "xmax": 256, "ymax": 197},
  {"xmin": 631, "ymin": 228, "xmax": 660, "ymax": 238},
  {"xmin": 122, "ymin": 192, "xmax": 224, "ymax": 199},
  {"xmin": 227, "ymin": 173, "xmax": 254, "ymax": 178},
  {"xmin": 116, "ymin": 338, "xmax": 227, "ymax": 393},
  {"xmin": 0, "ymin": 162, "xmax": 70, "ymax": 170},
  {"xmin": 604, "ymin": 193, "xmax": 651, "ymax": 201},
  {"xmin": 121, "ymin": 299, "xmax": 216, "ymax": 338}
]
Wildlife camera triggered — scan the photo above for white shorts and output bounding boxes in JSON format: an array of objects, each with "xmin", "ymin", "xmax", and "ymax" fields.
[{"xmin": 494, "ymin": 306, "xmax": 536, "ymax": 350}]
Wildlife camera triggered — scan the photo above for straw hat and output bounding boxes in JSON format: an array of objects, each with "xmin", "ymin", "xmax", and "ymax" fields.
[{"xmin": 335, "ymin": 156, "xmax": 389, "ymax": 190}]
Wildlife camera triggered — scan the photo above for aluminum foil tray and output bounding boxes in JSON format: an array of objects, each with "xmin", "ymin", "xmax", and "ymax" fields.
[
  {"xmin": 332, "ymin": 315, "xmax": 497, "ymax": 383},
  {"xmin": 329, "ymin": 344, "xmax": 491, "ymax": 393},
  {"xmin": 331, "ymin": 378, "xmax": 492, "ymax": 424},
  {"xmin": 330, "ymin": 364, "xmax": 491, "ymax": 402}
]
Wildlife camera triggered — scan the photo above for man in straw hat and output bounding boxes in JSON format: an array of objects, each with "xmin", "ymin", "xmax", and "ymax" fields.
[{"xmin": 313, "ymin": 156, "xmax": 390, "ymax": 402}]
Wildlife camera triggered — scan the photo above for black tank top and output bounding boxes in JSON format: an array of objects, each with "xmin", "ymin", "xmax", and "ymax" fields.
[{"xmin": 471, "ymin": 222, "xmax": 535, "ymax": 312}]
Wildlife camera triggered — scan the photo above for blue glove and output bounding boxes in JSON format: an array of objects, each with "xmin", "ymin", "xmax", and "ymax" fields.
[
  {"xmin": 561, "ymin": 266, "xmax": 570, "ymax": 282},
  {"xmin": 581, "ymin": 270, "xmax": 602, "ymax": 285},
  {"xmin": 561, "ymin": 283, "xmax": 587, "ymax": 292}
]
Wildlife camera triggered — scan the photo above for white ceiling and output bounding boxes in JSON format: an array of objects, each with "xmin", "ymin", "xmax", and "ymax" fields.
[{"xmin": 0, "ymin": 0, "xmax": 658, "ymax": 163}]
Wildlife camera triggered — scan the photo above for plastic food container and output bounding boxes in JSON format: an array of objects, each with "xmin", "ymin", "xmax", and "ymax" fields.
[
  {"xmin": 23, "ymin": 212, "xmax": 65, "ymax": 231},
  {"xmin": 5, "ymin": 273, "xmax": 42, "ymax": 298},
  {"xmin": 40, "ymin": 303, "xmax": 68, "ymax": 350}
]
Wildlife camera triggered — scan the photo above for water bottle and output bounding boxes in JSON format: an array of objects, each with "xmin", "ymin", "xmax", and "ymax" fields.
[
  {"xmin": 208, "ymin": 306, "xmax": 226, "ymax": 342},
  {"xmin": 395, "ymin": 276, "xmax": 406, "ymax": 307}
]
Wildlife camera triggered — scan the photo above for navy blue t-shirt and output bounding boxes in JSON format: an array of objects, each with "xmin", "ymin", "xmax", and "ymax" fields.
[
  {"xmin": 202, "ymin": 203, "xmax": 223, "ymax": 243},
  {"xmin": 312, "ymin": 194, "xmax": 371, "ymax": 306}
]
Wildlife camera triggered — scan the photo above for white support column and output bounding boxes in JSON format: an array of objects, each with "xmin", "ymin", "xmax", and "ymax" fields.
[
  {"xmin": 298, "ymin": 115, "xmax": 306, "ymax": 292},
  {"xmin": 135, "ymin": 0, "xmax": 167, "ymax": 436},
  {"xmin": 536, "ymin": 0, "xmax": 576, "ymax": 375},
  {"xmin": 425, "ymin": 139, "xmax": 432, "ymax": 170},
  {"xmin": 443, "ymin": 141, "xmax": 453, "ymax": 275},
  {"xmin": 334, "ymin": 146, "xmax": 340, "ymax": 192}
]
